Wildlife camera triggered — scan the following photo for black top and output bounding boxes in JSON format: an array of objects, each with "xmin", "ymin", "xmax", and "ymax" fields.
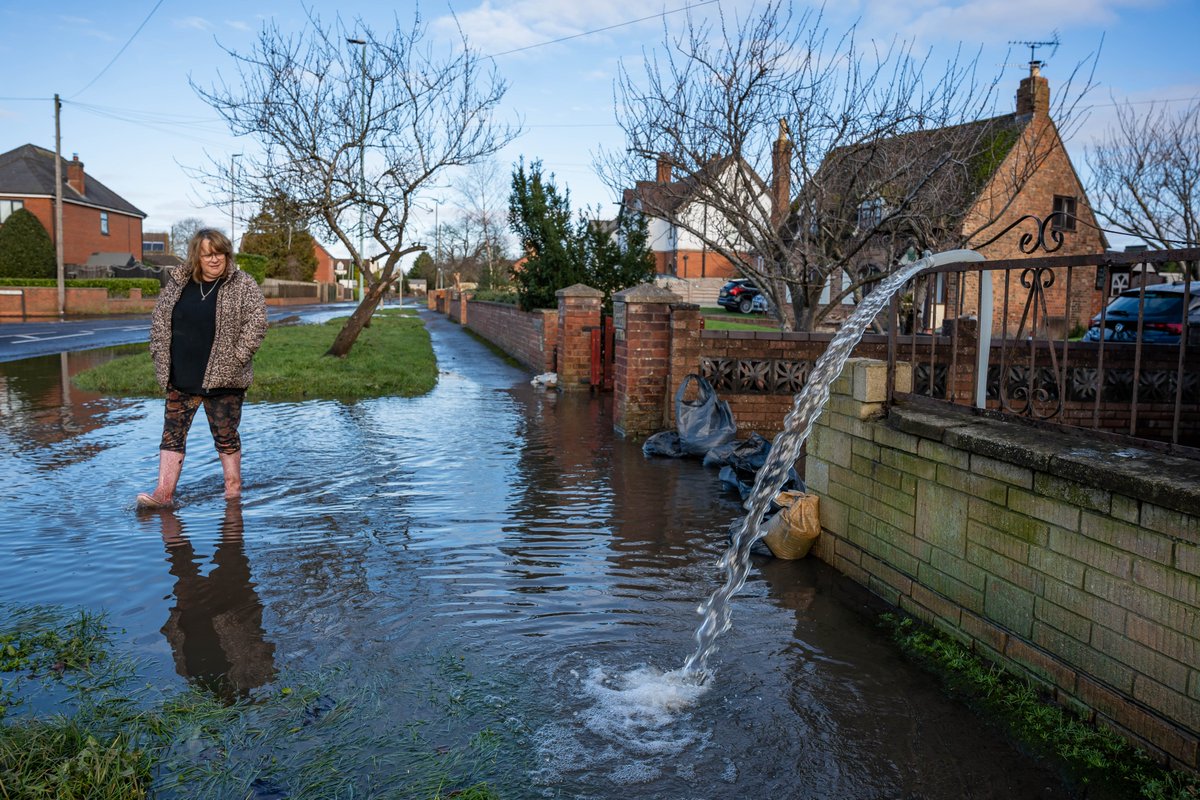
[{"xmin": 169, "ymin": 278, "xmax": 233, "ymax": 396}]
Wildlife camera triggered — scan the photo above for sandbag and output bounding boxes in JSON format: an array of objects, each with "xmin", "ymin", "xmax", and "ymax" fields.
[
  {"xmin": 675, "ymin": 374, "xmax": 737, "ymax": 456},
  {"xmin": 761, "ymin": 491, "xmax": 820, "ymax": 559},
  {"xmin": 642, "ymin": 430, "xmax": 685, "ymax": 458}
]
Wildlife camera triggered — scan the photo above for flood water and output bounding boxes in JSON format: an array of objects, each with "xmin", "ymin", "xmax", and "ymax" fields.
[{"xmin": 0, "ymin": 311, "xmax": 1074, "ymax": 798}]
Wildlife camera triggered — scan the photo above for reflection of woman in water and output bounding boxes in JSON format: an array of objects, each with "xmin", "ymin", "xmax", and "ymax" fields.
[{"xmin": 155, "ymin": 500, "xmax": 275, "ymax": 702}]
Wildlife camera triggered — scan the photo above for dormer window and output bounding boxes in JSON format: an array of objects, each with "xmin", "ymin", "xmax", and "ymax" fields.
[
  {"xmin": 857, "ymin": 197, "xmax": 884, "ymax": 230},
  {"xmin": 1052, "ymin": 195, "xmax": 1077, "ymax": 231}
]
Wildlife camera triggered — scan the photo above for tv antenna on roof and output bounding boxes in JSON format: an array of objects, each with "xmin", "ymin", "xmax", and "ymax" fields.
[{"xmin": 1009, "ymin": 33, "xmax": 1060, "ymax": 66}]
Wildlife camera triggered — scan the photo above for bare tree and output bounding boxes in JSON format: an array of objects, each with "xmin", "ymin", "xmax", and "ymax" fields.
[
  {"xmin": 453, "ymin": 161, "xmax": 511, "ymax": 288},
  {"xmin": 194, "ymin": 10, "xmax": 519, "ymax": 356},
  {"xmin": 1087, "ymin": 99, "xmax": 1200, "ymax": 277},
  {"xmin": 169, "ymin": 217, "xmax": 210, "ymax": 259},
  {"xmin": 598, "ymin": 2, "xmax": 1094, "ymax": 330}
]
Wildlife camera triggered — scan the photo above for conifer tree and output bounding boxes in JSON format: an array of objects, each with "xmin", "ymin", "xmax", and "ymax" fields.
[
  {"xmin": 508, "ymin": 159, "xmax": 585, "ymax": 311},
  {"xmin": 0, "ymin": 208, "xmax": 55, "ymax": 279}
]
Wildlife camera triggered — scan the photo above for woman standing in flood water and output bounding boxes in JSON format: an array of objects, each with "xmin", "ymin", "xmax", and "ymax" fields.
[{"xmin": 137, "ymin": 229, "xmax": 267, "ymax": 509}]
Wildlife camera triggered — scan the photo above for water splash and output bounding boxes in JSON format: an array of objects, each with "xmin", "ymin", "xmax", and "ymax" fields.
[{"xmin": 683, "ymin": 250, "xmax": 983, "ymax": 679}]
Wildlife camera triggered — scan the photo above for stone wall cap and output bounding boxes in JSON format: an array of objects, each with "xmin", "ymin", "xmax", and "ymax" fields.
[
  {"xmin": 613, "ymin": 283, "xmax": 681, "ymax": 303},
  {"xmin": 892, "ymin": 397, "xmax": 1200, "ymax": 518},
  {"xmin": 556, "ymin": 283, "xmax": 604, "ymax": 298}
]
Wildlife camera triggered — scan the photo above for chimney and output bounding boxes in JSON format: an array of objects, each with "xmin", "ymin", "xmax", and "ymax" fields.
[
  {"xmin": 1016, "ymin": 61, "xmax": 1050, "ymax": 116},
  {"xmin": 655, "ymin": 153, "xmax": 672, "ymax": 184},
  {"xmin": 67, "ymin": 154, "xmax": 86, "ymax": 196},
  {"xmin": 770, "ymin": 118, "xmax": 792, "ymax": 228}
]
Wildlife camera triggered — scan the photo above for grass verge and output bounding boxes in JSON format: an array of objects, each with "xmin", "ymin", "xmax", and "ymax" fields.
[
  {"xmin": 2, "ymin": 605, "xmax": 507, "ymax": 799},
  {"xmin": 880, "ymin": 613, "xmax": 1200, "ymax": 800},
  {"xmin": 72, "ymin": 311, "xmax": 437, "ymax": 402}
]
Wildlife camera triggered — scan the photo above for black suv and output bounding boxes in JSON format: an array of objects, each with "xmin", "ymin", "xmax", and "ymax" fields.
[{"xmin": 718, "ymin": 279, "xmax": 766, "ymax": 313}]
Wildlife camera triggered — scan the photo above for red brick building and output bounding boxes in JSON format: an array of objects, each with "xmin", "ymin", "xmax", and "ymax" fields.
[
  {"xmin": 819, "ymin": 65, "xmax": 1107, "ymax": 335},
  {"xmin": 0, "ymin": 144, "xmax": 146, "ymax": 266}
]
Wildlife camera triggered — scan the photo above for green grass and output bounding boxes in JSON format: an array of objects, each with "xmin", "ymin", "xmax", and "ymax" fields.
[
  {"xmin": 73, "ymin": 311, "xmax": 437, "ymax": 402},
  {"xmin": 1, "ymin": 605, "xmax": 510, "ymax": 799},
  {"xmin": 880, "ymin": 613, "xmax": 1200, "ymax": 800},
  {"xmin": 702, "ymin": 316, "xmax": 777, "ymax": 331}
]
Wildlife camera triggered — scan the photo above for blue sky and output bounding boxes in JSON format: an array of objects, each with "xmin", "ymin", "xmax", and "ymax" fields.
[{"xmin": 2, "ymin": 0, "xmax": 1198, "ymax": 259}]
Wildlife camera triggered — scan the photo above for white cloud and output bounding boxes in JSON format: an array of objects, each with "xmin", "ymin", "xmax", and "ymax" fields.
[
  {"xmin": 433, "ymin": 0, "xmax": 698, "ymax": 58},
  {"xmin": 57, "ymin": 15, "xmax": 93, "ymax": 25},
  {"xmin": 174, "ymin": 16, "xmax": 215, "ymax": 32},
  {"xmin": 225, "ymin": 20, "xmax": 252, "ymax": 32},
  {"xmin": 848, "ymin": 0, "xmax": 1163, "ymax": 46}
]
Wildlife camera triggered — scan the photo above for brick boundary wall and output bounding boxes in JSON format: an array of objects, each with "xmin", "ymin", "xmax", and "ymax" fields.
[
  {"xmin": 0, "ymin": 286, "xmax": 156, "ymax": 317},
  {"xmin": 465, "ymin": 300, "xmax": 557, "ymax": 374},
  {"xmin": 807, "ymin": 358, "xmax": 1200, "ymax": 771}
]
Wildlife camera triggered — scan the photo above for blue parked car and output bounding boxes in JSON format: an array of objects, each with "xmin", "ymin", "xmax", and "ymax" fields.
[
  {"xmin": 1083, "ymin": 281, "xmax": 1200, "ymax": 344},
  {"xmin": 718, "ymin": 279, "xmax": 768, "ymax": 314}
]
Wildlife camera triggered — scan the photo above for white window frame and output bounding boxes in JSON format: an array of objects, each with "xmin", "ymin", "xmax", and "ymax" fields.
[{"xmin": 100, "ymin": 212, "xmax": 110, "ymax": 235}]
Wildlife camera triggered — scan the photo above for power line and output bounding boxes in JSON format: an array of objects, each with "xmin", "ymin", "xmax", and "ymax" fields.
[
  {"xmin": 486, "ymin": 0, "xmax": 720, "ymax": 58},
  {"xmin": 0, "ymin": 96, "xmax": 49, "ymax": 102},
  {"xmin": 70, "ymin": 0, "xmax": 167, "ymax": 100}
]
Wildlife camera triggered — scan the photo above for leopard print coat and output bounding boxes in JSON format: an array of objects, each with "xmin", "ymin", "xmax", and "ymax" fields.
[{"xmin": 149, "ymin": 265, "xmax": 268, "ymax": 391}]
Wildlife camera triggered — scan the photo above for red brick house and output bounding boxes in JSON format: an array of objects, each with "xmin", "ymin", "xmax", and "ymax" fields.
[
  {"xmin": 622, "ymin": 154, "xmax": 765, "ymax": 280},
  {"xmin": 0, "ymin": 144, "xmax": 146, "ymax": 266},
  {"xmin": 312, "ymin": 240, "xmax": 336, "ymax": 283},
  {"xmin": 813, "ymin": 64, "xmax": 1106, "ymax": 335}
]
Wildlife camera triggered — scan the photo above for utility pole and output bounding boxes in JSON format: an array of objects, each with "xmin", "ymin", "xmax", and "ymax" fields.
[
  {"xmin": 230, "ymin": 153, "xmax": 242, "ymax": 256},
  {"xmin": 53, "ymin": 94, "xmax": 64, "ymax": 316},
  {"xmin": 347, "ymin": 37, "xmax": 367, "ymax": 303}
]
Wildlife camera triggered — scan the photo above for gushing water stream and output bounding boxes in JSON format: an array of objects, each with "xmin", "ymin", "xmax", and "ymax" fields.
[{"xmin": 683, "ymin": 249, "xmax": 983, "ymax": 678}]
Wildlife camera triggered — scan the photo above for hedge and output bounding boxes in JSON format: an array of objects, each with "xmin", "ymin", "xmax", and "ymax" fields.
[{"xmin": 0, "ymin": 278, "xmax": 161, "ymax": 297}]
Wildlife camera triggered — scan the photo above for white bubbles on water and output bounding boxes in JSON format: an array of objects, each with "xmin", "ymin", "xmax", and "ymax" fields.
[
  {"xmin": 533, "ymin": 663, "xmax": 712, "ymax": 789},
  {"xmin": 579, "ymin": 665, "xmax": 708, "ymax": 754}
]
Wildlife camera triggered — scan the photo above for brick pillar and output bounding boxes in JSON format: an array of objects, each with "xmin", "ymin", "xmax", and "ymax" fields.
[
  {"xmin": 612, "ymin": 283, "xmax": 680, "ymax": 437},
  {"xmin": 556, "ymin": 283, "xmax": 604, "ymax": 391},
  {"xmin": 666, "ymin": 303, "xmax": 703, "ymax": 428}
]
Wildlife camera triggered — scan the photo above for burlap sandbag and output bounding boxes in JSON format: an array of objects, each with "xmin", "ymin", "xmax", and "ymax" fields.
[{"xmin": 762, "ymin": 491, "xmax": 820, "ymax": 559}]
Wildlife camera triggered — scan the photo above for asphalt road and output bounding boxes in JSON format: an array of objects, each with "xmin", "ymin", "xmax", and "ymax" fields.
[{"xmin": 0, "ymin": 302, "xmax": 368, "ymax": 362}]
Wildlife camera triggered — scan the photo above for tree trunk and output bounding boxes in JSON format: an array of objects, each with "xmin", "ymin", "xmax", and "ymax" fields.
[{"xmin": 325, "ymin": 280, "xmax": 389, "ymax": 357}]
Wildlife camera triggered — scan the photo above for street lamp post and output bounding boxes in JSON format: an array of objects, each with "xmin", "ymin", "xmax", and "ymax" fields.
[
  {"xmin": 230, "ymin": 153, "xmax": 242, "ymax": 256},
  {"xmin": 347, "ymin": 37, "xmax": 367, "ymax": 303}
]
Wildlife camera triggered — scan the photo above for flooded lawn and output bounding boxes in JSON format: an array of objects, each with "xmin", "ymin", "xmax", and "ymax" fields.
[{"xmin": 0, "ymin": 313, "xmax": 1074, "ymax": 798}]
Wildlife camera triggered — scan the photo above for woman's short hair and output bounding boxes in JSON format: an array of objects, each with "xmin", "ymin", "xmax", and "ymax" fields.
[{"xmin": 186, "ymin": 228, "xmax": 234, "ymax": 282}]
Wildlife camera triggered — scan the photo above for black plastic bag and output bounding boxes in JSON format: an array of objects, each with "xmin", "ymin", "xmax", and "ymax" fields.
[
  {"xmin": 719, "ymin": 464, "xmax": 806, "ymax": 501},
  {"xmin": 642, "ymin": 430, "xmax": 685, "ymax": 458},
  {"xmin": 675, "ymin": 374, "xmax": 737, "ymax": 457},
  {"xmin": 703, "ymin": 433, "xmax": 772, "ymax": 470}
]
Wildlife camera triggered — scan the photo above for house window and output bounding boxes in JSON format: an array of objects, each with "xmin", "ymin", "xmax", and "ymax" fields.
[
  {"xmin": 100, "ymin": 212, "xmax": 109, "ymax": 235},
  {"xmin": 0, "ymin": 199, "xmax": 24, "ymax": 224},
  {"xmin": 1052, "ymin": 195, "xmax": 1077, "ymax": 231},
  {"xmin": 143, "ymin": 241, "xmax": 165, "ymax": 252},
  {"xmin": 857, "ymin": 197, "xmax": 884, "ymax": 230}
]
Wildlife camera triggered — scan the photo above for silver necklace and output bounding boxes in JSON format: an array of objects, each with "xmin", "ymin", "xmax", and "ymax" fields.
[{"xmin": 198, "ymin": 277, "xmax": 222, "ymax": 301}]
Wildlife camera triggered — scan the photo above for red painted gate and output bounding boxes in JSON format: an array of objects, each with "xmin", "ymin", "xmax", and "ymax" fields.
[{"xmin": 589, "ymin": 315, "xmax": 615, "ymax": 392}]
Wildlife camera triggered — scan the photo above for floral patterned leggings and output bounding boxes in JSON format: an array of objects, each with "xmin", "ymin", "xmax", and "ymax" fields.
[{"xmin": 159, "ymin": 388, "xmax": 244, "ymax": 455}]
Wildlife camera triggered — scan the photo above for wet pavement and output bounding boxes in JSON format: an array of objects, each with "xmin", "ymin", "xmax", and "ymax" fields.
[{"xmin": 0, "ymin": 310, "xmax": 1076, "ymax": 798}]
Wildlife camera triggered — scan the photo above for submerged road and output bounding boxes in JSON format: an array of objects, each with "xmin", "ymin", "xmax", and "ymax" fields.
[{"xmin": 0, "ymin": 301, "xmax": 378, "ymax": 362}]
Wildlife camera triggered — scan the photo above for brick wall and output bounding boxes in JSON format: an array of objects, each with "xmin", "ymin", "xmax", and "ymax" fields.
[
  {"xmin": 465, "ymin": 300, "xmax": 556, "ymax": 374},
  {"xmin": 0, "ymin": 286, "xmax": 155, "ymax": 317},
  {"xmin": 807, "ymin": 360, "xmax": 1200, "ymax": 770}
]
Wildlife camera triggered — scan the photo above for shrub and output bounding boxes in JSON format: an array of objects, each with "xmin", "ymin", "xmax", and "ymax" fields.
[
  {"xmin": 235, "ymin": 253, "xmax": 267, "ymax": 284},
  {"xmin": 469, "ymin": 289, "xmax": 518, "ymax": 304},
  {"xmin": 0, "ymin": 208, "xmax": 55, "ymax": 279},
  {"xmin": 0, "ymin": 277, "xmax": 160, "ymax": 297}
]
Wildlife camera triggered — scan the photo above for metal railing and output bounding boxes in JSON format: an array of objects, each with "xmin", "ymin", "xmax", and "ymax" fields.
[{"xmin": 886, "ymin": 242, "xmax": 1200, "ymax": 456}]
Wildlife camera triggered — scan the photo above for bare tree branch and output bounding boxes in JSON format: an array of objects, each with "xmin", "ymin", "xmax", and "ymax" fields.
[{"xmin": 192, "ymin": 9, "xmax": 520, "ymax": 355}]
